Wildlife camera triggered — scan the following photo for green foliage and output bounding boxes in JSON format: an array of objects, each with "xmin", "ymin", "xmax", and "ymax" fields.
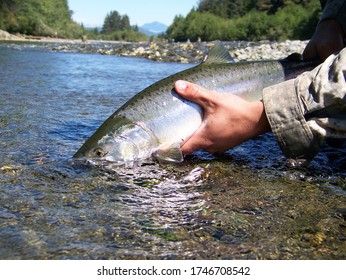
[
  {"xmin": 0, "ymin": 1, "xmax": 146, "ymax": 41},
  {"xmin": 101, "ymin": 30, "xmax": 147, "ymax": 42},
  {"xmin": 198, "ymin": 0, "xmax": 255, "ymax": 18},
  {"xmin": 184, "ymin": 11, "xmax": 229, "ymax": 41},
  {"xmin": 0, "ymin": 0, "xmax": 84, "ymax": 38},
  {"xmin": 166, "ymin": 15, "xmax": 187, "ymax": 42},
  {"xmin": 100, "ymin": 10, "xmax": 146, "ymax": 42},
  {"xmin": 167, "ymin": 0, "xmax": 321, "ymax": 41},
  {"xmin": 102, "ymin": 11, "xmax": 131, "ymax": 33},
  {"xmin": 0, "ymin": 0, "xmax": 321, "ymax": 42}
]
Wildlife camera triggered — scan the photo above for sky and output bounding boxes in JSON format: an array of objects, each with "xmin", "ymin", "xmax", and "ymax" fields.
[{"xmin": 68, "ymin": 0, "xmax": 199, "ymax": 27}]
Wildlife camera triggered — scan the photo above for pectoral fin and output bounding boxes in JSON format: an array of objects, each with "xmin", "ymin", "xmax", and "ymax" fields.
[{"xmin": 152, "ymin": 143, "xmax": 184, "ymax": 163}]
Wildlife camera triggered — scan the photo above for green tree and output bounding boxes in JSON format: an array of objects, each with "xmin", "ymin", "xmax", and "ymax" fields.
[
  {"xmin": 100, "ymin": 10, "xmax": 146, "ymax": 41},
  {"xmin": 102, "ymin": 10, "xmax": 130, "ymax": 33},
  {"xmin": 121, "ymin": 15, "xmax": 130, "ymax": 30},
  {"xmin": 167, "ymin": 0, "xmax": 321, "ymax": 42},
  {"xmin": 0, "ymin": 0, "xmax": 84, "ymax": 38},
  {"xmin": 184, "ymin": 11, "xmax": 227, "ymax": 41},
  {"xmin": 166, "ymin": 15, "xmax": 187, "ymax": 41},
  {"xmin": 198, "ymin": 0, "xmax": 229, "ymax": 18}
]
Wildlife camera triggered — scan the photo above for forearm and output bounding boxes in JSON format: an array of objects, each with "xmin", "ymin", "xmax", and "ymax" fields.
[{"xmin": 303, "ymin": 0, "xmax": 346, "ymax": 61}]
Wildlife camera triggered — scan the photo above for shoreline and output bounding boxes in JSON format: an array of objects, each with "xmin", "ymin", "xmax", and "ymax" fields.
[{"xmin": 0, "ymin": 29, "xmax": 308, "ymax": 63}]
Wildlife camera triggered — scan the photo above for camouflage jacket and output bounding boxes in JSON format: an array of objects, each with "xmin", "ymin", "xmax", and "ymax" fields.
[
  {"xmin": 262, "ymin": 0, "xmax": 346, "ymax": 162},
  {"xmin": 263, "ymin": 48, "xmax": 346, "ymax": 161}
]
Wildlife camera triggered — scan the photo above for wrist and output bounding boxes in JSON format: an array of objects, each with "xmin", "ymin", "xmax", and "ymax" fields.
[{"xmin": 249, "ymin": 100, "xmax": 271, "ymax": 138}]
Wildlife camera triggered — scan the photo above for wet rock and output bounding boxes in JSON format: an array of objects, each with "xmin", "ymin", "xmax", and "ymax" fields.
[
  {"xmin": 336, "ymin": 208, "xmax": 346, "ymax": 220},
  {"xmin": 13, "ymin": 40, "xmax": 309, "ymax": 63},
  {"xmin": 301, "ymin": 232, "xmax": 327, "ymax": 246},
  {"xmin": 230, "ymin": 40, "xmax": 307, "ymax": 61}
]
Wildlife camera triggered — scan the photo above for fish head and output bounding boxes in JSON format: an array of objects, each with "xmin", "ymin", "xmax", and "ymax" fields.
[
  {"xmin": 87, "ymin": 135, "xmax": 141, "ymax": 163},
  {"xmin": 74, "ymin": 116, "xmax": 157, "ymax": 164}
]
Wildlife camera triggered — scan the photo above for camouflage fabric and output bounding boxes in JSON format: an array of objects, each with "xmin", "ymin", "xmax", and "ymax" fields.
[{"xmin": 263, "ymin": 48, "xmax": 346, "ymax": 161}]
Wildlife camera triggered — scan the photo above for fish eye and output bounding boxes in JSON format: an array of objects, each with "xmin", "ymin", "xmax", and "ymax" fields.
[{"xmin": 93, "ymin": 148, "xmax": 108, "ymax": 158}]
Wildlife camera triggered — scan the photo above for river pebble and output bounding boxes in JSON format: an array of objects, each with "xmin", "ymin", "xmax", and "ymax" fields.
[
  {"xmin": 88, "ymin": 40, "xmax": 309, "ymax": 63},
  {"xmin": 0, "ymin": 29, "xmax": 309, "ymax": 63}
]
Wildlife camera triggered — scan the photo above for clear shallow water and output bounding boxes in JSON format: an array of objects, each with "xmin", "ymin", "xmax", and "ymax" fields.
[{"xmin": 0, "ymin": 43, "xmax": 345, "ymax": 260}]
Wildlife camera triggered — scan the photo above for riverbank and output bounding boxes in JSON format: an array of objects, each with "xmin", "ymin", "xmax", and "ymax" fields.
[
  {"xmin": 49, "ymin": 40, "xmax": 308, "ymax": 63},
  {"xmin": 0, "ymin": 29, "xmax": 308, "ymax": 63}
]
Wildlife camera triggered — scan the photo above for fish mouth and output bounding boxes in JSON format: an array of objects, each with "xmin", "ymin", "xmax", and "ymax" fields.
[{"xmin": 74, "ymin": 137, "xmax": 139, "ymax": 163}]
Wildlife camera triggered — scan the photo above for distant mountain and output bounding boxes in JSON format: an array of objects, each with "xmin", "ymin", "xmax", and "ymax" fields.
[{"xmin": 139, "ymin": 21, "xmax": 168, "ymax": 37}]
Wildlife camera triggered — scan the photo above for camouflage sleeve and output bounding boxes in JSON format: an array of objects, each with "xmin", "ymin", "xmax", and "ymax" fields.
[
  {"xmin": 262, "ymin": 48, "xmax": 346, "ymax": 161},
  {"xmin": 320, "ymin": 0, "xmax": 346, "ymax": 34}
]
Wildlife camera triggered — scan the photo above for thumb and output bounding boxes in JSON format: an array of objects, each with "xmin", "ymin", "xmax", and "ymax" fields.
[{"xmin": 174, "ymin": 80, "xmax": 216, "ymax": 108}]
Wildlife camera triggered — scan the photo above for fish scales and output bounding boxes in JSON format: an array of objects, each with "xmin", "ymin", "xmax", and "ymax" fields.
[{"xmin": 119, "ymin": 61, "xmax": 284, "ymax": 120}]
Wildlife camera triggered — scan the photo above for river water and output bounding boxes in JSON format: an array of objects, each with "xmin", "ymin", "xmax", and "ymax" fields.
[{"xmin": 0, "ymin": 43, "xmax": 345, "ymax": 260}]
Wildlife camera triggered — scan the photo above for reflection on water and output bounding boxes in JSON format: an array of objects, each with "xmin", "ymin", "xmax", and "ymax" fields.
[{"xmin": 0, "ymin": 43, "xmax": 345, "ymax": 260}]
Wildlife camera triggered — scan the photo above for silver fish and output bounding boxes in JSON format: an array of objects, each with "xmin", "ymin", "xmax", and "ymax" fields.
[{"xmin": 73, "ymin": 45, "xmax": 319, "ymax": 164}]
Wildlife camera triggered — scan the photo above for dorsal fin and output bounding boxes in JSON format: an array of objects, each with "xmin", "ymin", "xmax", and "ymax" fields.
[{"xmin": 203, "ymin": 44, "xmax": 235, "ymax": 64}]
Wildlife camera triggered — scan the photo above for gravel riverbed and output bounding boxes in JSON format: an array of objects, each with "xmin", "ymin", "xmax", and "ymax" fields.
[
  {"xmin": 48, "ymin": 40, "xmax": 309, "ymax": 63},
  {"xmin": 1, "ymin": 29, "xmax": 308, "ymax": 63}
]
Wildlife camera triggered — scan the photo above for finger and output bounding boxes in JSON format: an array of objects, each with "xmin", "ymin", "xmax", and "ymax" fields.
[
  {"xmin": 180, "ymin": 125, "xmax": 210, "ymax": 155},
  {"xmin": 174, "ymin": 80, "xmax": 216, "ymax": 108},
  {"xmin": 181, "ymin": 133, "xmax": 205, "ymax": 155}
]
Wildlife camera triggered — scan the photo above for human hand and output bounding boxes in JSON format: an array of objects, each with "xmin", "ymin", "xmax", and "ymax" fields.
[
  {"xmin": 303, "ymin": 19, "xmax": 345, "ymax": 61},
  {"xmin": 174, "ymin": 80, "xmax": 271, "ymax": 155}
]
